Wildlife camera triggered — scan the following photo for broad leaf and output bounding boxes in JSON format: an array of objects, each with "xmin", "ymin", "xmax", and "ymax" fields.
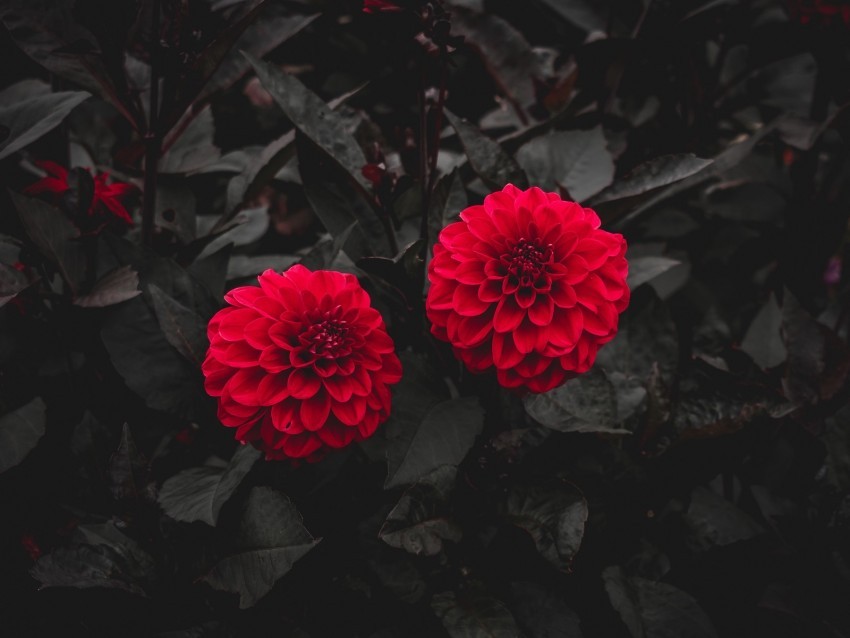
[
  {"xmin": 75, "ymin": 266, "xmax": 142, "ymax": 308},
  {"xmin": 0, "ymin": 262, "xmax": 31, "ymax": 306},
  {"xmin": 603, "ymin": 566, "xmax": 719, "ymax": 638},
  {"xmin": 197, "ymin": 206, "xmax": 269, "ymax": 259},
  {"xmin": 500, "ymin": 481, "xmax": 588, "ymax": 571},
  {"xmin": 159, "ymin": 107, "xmax": 222, "ymax": 174},
  {"xmin": 0, "ymin": 397, "xmax": 46, "ymax": 474},
  {"xmin": 148, "ymin": 284, "xmax": 209, "ymax": 365},
  {"xmin": 385, "ymin": 397, "xmax": 484, "ymax": 489},
  {"xmin": 432, "ymin": 590, "xmax": 521, "ymax": 638},
  {"xmin": 380, "ymin": 465, "xmax": 461, "ymax": 556},
  {"xmin": 516, "ymin": 127, "xmax": 614, "ymax": 202},
  {"xmin": 299, "ymin": 222, "xmax": 356, "ymax": 271},
  {"xmin": 0, "ymin": 80, "xmax": 90, "ymax": 159},
  {"xmin": 445, "ymin": 110, "xmax": 528, "ymax": 190},
  {"xmin": 593, "ymin": 154, "xmax": 713, "ymax": 204},
  {"xmin": 524, "ymin": 368, "xmax": 627, "ymax": 434},
  {"xmin": 537, "ymin": 0, "xmax": 607, "ymax": 32},
  {"xmin": 683, "ymin": 486, "xmax": 765, "ymax": 552},
  {"xmin": 158, "ymin": 444, "xmax": 261, "ymax": 526},
  {"xmin": 627, "ymin": 256, "xmax": 681, "ymax": 291},
  {"xmin": 202, "ymin": 486, "xmax": 320, "ymax": 608},
  {"xmin": 741, "ymin": 293, "xmax": 786, "ymax": 369}
]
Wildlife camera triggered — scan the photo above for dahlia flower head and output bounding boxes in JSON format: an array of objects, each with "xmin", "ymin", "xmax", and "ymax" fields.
[
  {"xmin": 203, "ymin": 265, "xmax": 402, "ymax": 461},
  {"xmin": 426, "ymin": 184, "xmax": 630, "ymax": 394}
]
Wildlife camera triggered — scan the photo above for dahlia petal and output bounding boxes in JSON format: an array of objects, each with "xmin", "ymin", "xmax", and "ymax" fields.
[
  {"xmin": 323, "ymin": 374, "xmax": 353, "ymax": 402},
  {"xmin": 380, "ymin": 353, "xmax": 403, "ymax": 383},
  {"xmin": 317, "ymin": 420, "xmax": 358, "ymax": 448},
  {"xmin": 271, "ymin": 400, "xmax": 298, "ymax": 431},
  {"xmin": 550, "ymin": 308, "xmax": 583, "ymax": 348},
  {"xmin": 218, "ymin": 308, "xmax": 258, "ymax": 341},
  {"xmin": 224, "ymin": 368, "xmax": 266, "ymax": 406},
  {"xmin": 278, "ymin": 432, "xmax": 323, "ymax": 458},
  {"xmin": 300, "ymin": 390, "xmax": 331, "ymax": 431},
  {"xmin": 256, "ymin": 373, "xmax": 289, "ymax": 405},
  {"xmin": 492, "ymin": 331, "xmax": 524, "ymax": 369},
  {"xmin": 575, "ymin": 238, "xmax": 609, "ymax": 269},
  {"xmin": 453, "ymin": 284, "xmax": 490, "ymax": 316},
  {"xmin": 513, "ymin": 318, "xmax": 538, "ymax": 354},
  {"xmin": 223, "ymin": 341, "xmax": 261, "ymax": 367},
  {"xmin": 244, "ymin": 317, "xmax": 274, "ymax": 349},
  {"xmin": 332, "ymin": 395, "xmax": 367, "ymax": 426},
  {"xmin": 515, "ymin": 286, "xmax": 536, "ymax": 309},
  {"xmin": 457, "ymin": 311, "xmax": 494, "ymax": 346},
  {"xmin": 550, "ymin": 280, "xmax": 577, "ymax": 308},
  {"xmin": 224, "ymin": 285, "xmax": 265, "ymax": 310},
  {"xmin": 528, "ymin": 294, "xmax": 555, "ymax": 326},
  {"xmin": 357, "ymin": 411, "xmax": 381, "ymax": 439},
  {"xmin": 455, "ymin": 260, "xmax": 487, "ymax": 285},
  {"xmin": 288, "ymin": 367, "xmax": 321, "ymax": 399},
  {"xmin": 478, "ymin": 278, "xmax": 502, "ymax": 303},
  {"xmin": 494, "ymin": 295, "xmax": 524, "ymax": 332}
]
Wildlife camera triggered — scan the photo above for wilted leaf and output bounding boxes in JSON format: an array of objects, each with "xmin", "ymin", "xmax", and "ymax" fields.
[
  {"xmin": 432, "ymin": 590, "xmax": 521, "ymax": 638},
  {"xmin": 500, "ymin": 481, "xmax": 588, "ymax": 571},
  {"xmin": 202, "ymin": 486, "xmax": 320, "ymax": 608},
  {"xmin": 516, "ymin": 127, "xmax": 614, "ymax": 202},
  {"xmin": 683, "ymin": 486, "xmax": 765, "ymax": 552},
  {"xmin": 385, "ymin": 397, "xmax": 484, "ymax": 489},
  {"xmin": 0, "ymin": 397, "xmax": 46, "ymax": 474},
  {"xmin": 592, "ymin": 154, "xmax": 712, "ymax": 204},
  {"xmin": 524, "ymin": 368, "xmax": 626, "ymax": 434},
  {"xmin": 75, "ymin": 266, "xmax": 141, "ymax": 308},
  {"xmin": 380, "ymin": 465, "xmax": 461, "ymax": 556},
  {"xmin": 0, "ymin": 80, "xmax": 90, "ymax": 159},
  {"xmin": 509, "ymin": 581, "xmax": 584, "ymax": 638},
  {"xmin": 158, "ymin": 444, "xmax": 261, "ymax": 526},
  {"xmin": 741, "ymin": 293, "xmax": 786, "ymax": 369},
  {"xmin": 627, "ymin": 256, "xmax": 681, "ymax": 291},
  {"xmin": 445, "ymin": 110, "xmax": 528, "ymax": 190},
  {"xmin": 31, "ymin": 522, "xmax": 154, "ymax": 597},
  {"xmin": 148, "ymin": 284, "xmax": 208, "ymax": 365},
  {"xmin": 603, "ymin": 566, "xmax": 719, "ymax": 638}
]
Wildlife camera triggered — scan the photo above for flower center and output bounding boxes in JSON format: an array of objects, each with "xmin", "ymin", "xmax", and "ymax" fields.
[
  {"xmin": 503, "ymin": 238, "xmax": 552, "ymax": 287},
  {"xmin": 305, "ymin": 317, "xmax": 351, "ymax": 358}
]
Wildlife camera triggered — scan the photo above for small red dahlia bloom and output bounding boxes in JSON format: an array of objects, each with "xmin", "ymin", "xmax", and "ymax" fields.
[
  {"xmin": 203, "ymin": 265, "xmax": 402, "ymax": 460},
  {"xmin": 363, "ymin": 0, "xmax": 403, "ymax": 13},
  {"xmin": 25, "ymin": 160, "xmax": 134, "ymax": 225},
  {"xmin": 426, "ymin": 185, "xmax": 629, "ymax": 394}
]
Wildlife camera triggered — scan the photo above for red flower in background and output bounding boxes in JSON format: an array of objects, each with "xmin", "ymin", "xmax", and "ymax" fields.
[
  {"xmin": 426, "ymin": 185, "xmax": 630, "ymax": 394},
  {"xmin": 25, "ymin": 160, "xmax": 134, "ymax": 225},
  {"xmin": 363, "ymin": 0, "xmax": 403, "ymax": 13},
  {"xmin": 203, "ymin": 265, "xmax": 402, "ymax": 461}
]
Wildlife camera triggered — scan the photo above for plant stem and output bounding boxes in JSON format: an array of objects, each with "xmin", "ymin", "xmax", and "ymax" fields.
[
  {"xmin": 142, "ymin": 0, "xmax": 162, "ymax": 247},
  {"xmin": 418, "ymin": 69, "xmax": 430, "ymax": 249}
]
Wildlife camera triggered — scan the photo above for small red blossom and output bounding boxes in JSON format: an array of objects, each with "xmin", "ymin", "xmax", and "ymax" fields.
[
  {"xmin": 363, "ymin": 0, "xmax": 403, "ymax": 13},
  {"xmin": 25, "ymin": 160, "xmax": 134, "ymax": 225},
  {"xmin": 789, "ymin": 0, "xmax": 850, "ymax": 25},
  {"xmin": 426, "ymin": 185, "xmax": 630, "ymax": 394},
  {"xmin": 362, "ymin": 163, "xmax": 388, "ymax": 188},
  {"xmin": 21, "ymin": 533, "xmax": 41, "ymax": 561},
  {"xmin": 203, "ymin": 265, "xmax": 402, "ymax": 461}
]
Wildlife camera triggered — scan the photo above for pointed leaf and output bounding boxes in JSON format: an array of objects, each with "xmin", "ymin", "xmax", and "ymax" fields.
[
  {"xmin": 627, "ymin": 256, "xmax": 681, "ymax": 291},
  {"xmin": 75, "ymin": 265, "xmax": 142, "ymax": 308},
  {"xmin": 0, "ymin": 397, "xmax": 46, "ymax": 474},
  {"xmin": 593, "ymin": 154, "xmax": 713, "ymax": 204},
  {"xmin": 445, "ymin": 110, "xmax": 528, "ymax": 190},
  {"xmin": 741, "ymin": 293, "xmax": 786, "ymax": 369},
  {"xmin": 148, "ymin": 284, "xmax": 209, "ymax": 365}
]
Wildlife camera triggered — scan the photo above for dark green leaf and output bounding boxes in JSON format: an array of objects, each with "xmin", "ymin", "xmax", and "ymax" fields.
[
  {"xmin": 683, "ymin": 486, "xmax": 765, "ymax": 551},
  {"xmin": 380, "ymin": 465, "xmax": 461, "ymax": 556},
  {"xmin": 603, "ymin": 566, "xmax": 719, "ymax": 638},
  {"xmin": 188, "ymin": 244, "xmax": 232, "ymax": 299},
  {"xmin": 148, "ymin": 284, "xmax": 209, "ymax": 365},
  {"xmin": 592, "ymin": 154, "xmax": 713, "ymax": 204},
  {"xmin": 198, "ymin": 206, "xmax": 269, "ymax": 258},
  {"xmin": 500, "ymin": 481, "xmax": 588, "ymax": 571},
  {"xmin": 0, "ymin": 262, "xmax": 31, "ymax": 305},
  {"xmin": 0, "ymin": 397, "xmax": 46, "ymax": 474},
  {"xmin": 74, "ymin": 265, "xmax": 142, "ymax": 308},
  {"xmin": 524, "ymin": 368, "xmax": 627, "ymax": 434},
  {"xmin": 0, "ymin": 80, "xmax": 90, "ymax": 159},
  {"xmin": 299, "ymin": 221, "xmax": 356, "ymax": 270},
  {"xmin": 537, "ymin": 0, "xmax": 607, "ymax": 32},
  {"xmin": 431, "ymin": 590, "xmax": 521, "ymax": 638},
  {"xmin": 158, "ymin": 444, "xmax": 261, "ymax": 526},
  {"xmin": 427, "ymin": 169, "xmax": 467, "ymax": 274},
  {"xmin": 509, "ymin": 581, "xmax": 584, "ymax": 638},
  {"xmin": 202, "ymin": 486, "xmax": 320, "ymax": 608},
  {"xmin": 516, "ymin": 127, "xmax": 614, "ymax": 202},
  {"xmin": 226, "ymin": 254, "xmax": 300, "ymax": 280},
  {"xmin": 741, "ymin": 293, "xmax": 786, "ymax": 369},
  {"xmin": 159, "ymin": 107, "xmax": 222, "ymax": 174},
  {"xmin": 626, "ymin": 256, "xmax": 682, "ymax": 291},
  {"xmin": 445, "ymin": 110, "xmax": 528, "ymax": 190},
  {"xmin": 385, "ymin": 397, "xmax": 484, "ymax": 489},
  {"xmin": 108, "ymin": 423, "xmax": 150, "ymax": 501}
]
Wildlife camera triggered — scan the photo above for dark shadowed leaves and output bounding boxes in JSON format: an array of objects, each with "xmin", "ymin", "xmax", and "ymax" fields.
[
  {"xmin": 509, "ymin": 581, "xmax": 584, "ymax": 638},
  {"xmin": 428, "ymin": 169, "xmax": 468, "ymax": 267},
  {"xmin": 603, "ymin": 566, "xmax": 718, "ymax": 638},
  {"xmin": 299, "ymin": 222, "xmax": 356, "ymax": 270},
  {"xmin": 380, "ymin": 465, "xmax": 461, "ymax": 556},
  {"xmin": 75, "ymin": 266, "xmax": 141, "ymax": 308},
  {"xmin": 0, "ymin": 262, "xmax": 31, "ymax": 306},
  {"xmin": 109, "ymin": 423, "xmax": 150, "ymax": 501},
  {"xmin": 0, "ymin": 80, "xmax": 90, "ymax": 160},
  {"xmin": 683, "ymin": 486, "xmax": 765, "ymax": 552},
  {"xmin": 202, "ymin": 486, "xmax": 320, "ymax": 608},
  {"xmin": 149, "ymin": 284, "xmax": 209, "ymax": 365},
  {"xmin": 516, "ymin": 128, "xmax": 614, "ymax": 202},
  {"xmin": 537, "ymin": 0, "xmax": 607, "ymax": 32},
  {"xmin": 593, "ymin": 155, "xmax": 713, "ymax": 204},
  {"xmin": 385, "ymin": 397, "xmax": 484, "ymax": 489},
  {"xmin": 159, "ymin": 107, "xmax": 222, "ymax": 174},
  {"xmin": 524, "ymin": 368, "xmax": 626, "ymax": 434},
  {"xmin": 626, "ymin": 256, "xmax": 681, "ymax": 291},
  {"xmin": 500, "ymin": 481, "xmax": 588, "ymax": 571},
  {"xmin": 158, "ymin": 444, "xmax": 260, "ymax": 526},
  {"xmin": 188, "ymin": 244, "xmax": 232, "ymax": 299},
  {"xmin": 741, "ymin": 293, "xmax": 786, "ymax": 369},
  {"xmin": 31, "ymin": 522, "xmax": 155, "ymax": 597},
  {"xmin": 0, "ymin": 397, "xmax": 46, "ymax": 474},
  {"xmin": 445, "ymin": 110, "xmax": 528, "ymax": 190},
  {"xmin": 431, "ymin": 590, "xmax": 521, "ymax": 638}
]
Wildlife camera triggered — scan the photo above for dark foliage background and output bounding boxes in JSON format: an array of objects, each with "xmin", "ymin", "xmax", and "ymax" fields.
[{"xmin": 1, "ymin": 0, "xmax": 850, "ymax": 636}]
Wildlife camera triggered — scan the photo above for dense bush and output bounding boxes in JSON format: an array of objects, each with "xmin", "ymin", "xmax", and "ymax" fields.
[{"xmin": 1, "ymin": 1, "xmax": 850, "ymax": 636}]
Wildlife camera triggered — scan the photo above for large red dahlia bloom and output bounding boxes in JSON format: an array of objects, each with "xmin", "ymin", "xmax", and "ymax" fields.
[
  {"xmin": 426, "ymin": 184, "xmax": 629, "ymax": 394},
  {"xmin": 203, "ymin": 265, "xmax": 402, "ymax": 460}
]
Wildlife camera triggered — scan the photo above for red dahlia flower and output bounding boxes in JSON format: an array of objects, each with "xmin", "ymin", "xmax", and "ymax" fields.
[
  {"xmin": 25, "ymin": 160, "xmax": 134, "ymax": 225},
  {"xmin": 363, "ymin": 0, "xmax": 403, "ymax": 13},
  {"xmin": 426, "ymin": 184, "xmax": 629, "ymax": 394},
  {"xmin": 202, "ymin": 265, "xmax": 402, "ymax": 460}
]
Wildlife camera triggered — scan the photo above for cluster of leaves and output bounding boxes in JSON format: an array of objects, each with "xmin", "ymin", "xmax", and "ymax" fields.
[{"xmin": 1, "ymin": 0, "xmax": 850, "ymax": 637}]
